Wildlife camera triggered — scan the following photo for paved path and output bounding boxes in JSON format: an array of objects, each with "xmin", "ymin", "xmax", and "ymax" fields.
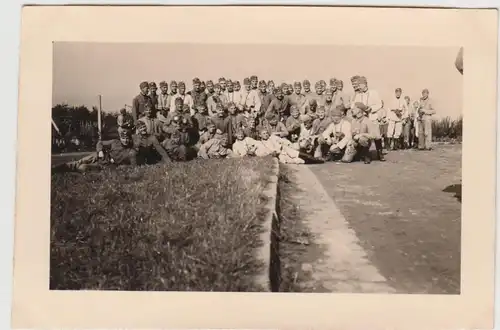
[{"xmin": 288, "ymin": 164, "xmax": 396, "ymax": 293}]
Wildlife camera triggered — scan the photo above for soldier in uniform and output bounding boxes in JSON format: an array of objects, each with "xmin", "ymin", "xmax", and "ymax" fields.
[
  {"xmin": 134, "ymin": 120, "xmax": 171, "ymax": 164},
  {"xmin": 51, "ymin": 128, "xmax": 138, "ymax": 173},
  {"xmin": 137, "ymin": 103, "xmax": 163, "ymax": 140},
  {"xmin": 190, "ymin": 77, "xmax": 208, "ymax": 115},
  {"xmin": 205, "ymin": 80, "xmax": 215, "ymax": 97},
  {"xmin": 169, "ymin": 80, "xmax": 178, "ymax": 96},
  {"xmin": 117, "ymin": 108, "xmax": 134, "ymax": 136},
  {"xmin": 266, "ymin": 87, "xmax": 291, "ymax": 122},
  {"xmin": 131, "ymin": 81, "xmax": 153, "ymax": 122},
  {"xmin": 289, "ymin": 81, "xmax": 307, "ymax": 114},
  {"xmin": 257, "ymin": 80, "xmax": 274, "ymax": 117},
  {"xmin": 169, "ymin": 81, "xmax": 193, "ymax": 111},
  {"xmin": 387, "ymin": 87, "xmax": 407, "ymax": 150},
  {"xmin": 198, "ymin": 133, "xmax": 235, "ymax": 159},
  {"xmin": 157, "ymin": 81, "xmax": 171, "ymax": 121},
  {"xmin": 346, "ymin": 105, "xmax": 374, "ymax": 164},
  {"xmin": 417, "ymin": 88, "xmax": 436, "ymax": 150},
  {"xmin": 149, "ymin": 82, "xmax": 159, "ymax": 112},
  {"xmin": 318, "ymin": 108, "xmax": 353, "ymax": 161}
]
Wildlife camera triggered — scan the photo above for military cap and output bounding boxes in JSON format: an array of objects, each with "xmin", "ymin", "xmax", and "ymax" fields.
[
  {"xmin": 119, "ymin": 108, "xmax": 127, "ymax": 114},
  {"xmin": 335, "ymin": 79, "xmax": 343, "ymax": 87},
  {"xmin": 267, "ymin": 80, "xmax": 275, "ymax": 85},
  {"xmin": 290, "ymin": 105, "xmax": 299, "ymax": 112},
  {"xmin": 214, "ymin": 83, "xmax": 221, "ymax": 88},
  {"xmin": 350, "ymin": 75, "xmax": 360, "ymax": 82},
  {"xmin": 309, "ymin": 99, "xmax": 317, "ymax": 105},
  {"xmin": 175, "ymin": 97, "xmax": 184, "ymax": 104},
  {"xmin": 170, "ymin": 80, "xmax": 177, "ymax": 86},
  {"xmin": 119, "ymin": 128, "xmax": 133, "ymax": 137},
  {"xmin": 358, "ymin": 76, "xmax": 367, "ymax": 84},
  {"xmin": 218, "ymin": 77, "xmax": 226, "ymax": 82},
  {"xmin": 319, "ymin": 80, "xmax": 326, "ymax": 86},
  {"xmin": 233, "ymin": 80, "xmax": 240, "ymax": 86},
  {"xmin": 331, "ymin": 107, "xmax": 343, "ymax": 117},
  {"xmin": 281, "ymin": 83, "xmax": 288, "ymax": 88},
  {"xmin": 395, "ymin": 87, "xmax": 402, "ymax": 92},
  {"xmin": 250, "ymin": 75, "xmax": 258, "ymax": 81},
  {"xmin": 159, "ymin": 81, "xmax": 167, "ymax": 87},
  {"xmin": 259, "ymin": 80, "xmax": 267, "ymax": 87},
  {"xmin": 226, "ymin": 79, "xmax": 233, "ymax": 85},
  {"xmin": 178, "ymin": 81, "xmax": 186, "ymax": 87},
  {"xmin": 294, "ymin": 81, "xmax": 302, "ymax": 87},
  {"xmin": 139, "ymin": 81, "xmax": 149, "ymax": 89},
  {"xmin": 193, "ymin": 77, "xmax": 201, "ymax": 84},
  {"xmin": 149, "ymin": 82, "xmax": 157, "ymax": 88},
  {"xmin": 265, "ymin": 111, "xmax": 277, "ymax": 120},
  {"xmin": 206, "ymin": 80, "xmax": 214, "ymax": 86},
  {"xmin": 315, "ymin": 81, "xmax": 322, "ymax": 87},
  {"xmin": 243, "ymin": 78, "xmax": 251, "ymax": 85},
  {"xmin": 330, "ymin": 78, "xmax": 337, "ymax": 85},
  {"xmin": 216, "ymin": 103, "xmax": 224, "ymax": 110},
  {"xmin": 273, "ymin": 87, "xmax": 282, "ymax": 94},
  {"xmin": 422, "ymin": 88, "xmax": 429, "ymax": 93},
  {"xmin": 303, "ymin": 79, "xmax": 311, "ymax": 85}
]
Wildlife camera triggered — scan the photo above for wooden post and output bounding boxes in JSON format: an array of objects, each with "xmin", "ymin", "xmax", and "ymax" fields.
[{"xmin": 98, "ymin": 95, "xmax": 103, "ymax": 140}]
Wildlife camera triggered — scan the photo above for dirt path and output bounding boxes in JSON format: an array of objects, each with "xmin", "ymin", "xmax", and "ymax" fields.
[{"xmin": 281, "ymin": 164, "xmax": 396, "ymax": 293}]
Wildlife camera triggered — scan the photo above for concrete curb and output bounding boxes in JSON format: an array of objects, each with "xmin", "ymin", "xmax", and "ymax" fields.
[{"xmin": 255, "ymin": 157, "xmax": 281, "ymax": 292}]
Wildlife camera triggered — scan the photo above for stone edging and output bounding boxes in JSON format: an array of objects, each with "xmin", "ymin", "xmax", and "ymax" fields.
[{"xmin": 255, "ymin": 157, "xmax": 281, "ymax": 292}]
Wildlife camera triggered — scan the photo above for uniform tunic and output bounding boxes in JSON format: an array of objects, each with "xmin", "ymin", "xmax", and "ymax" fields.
[
  {"xmin": 138, "ymin": 116, "xmax": 163, "ymax": 138},
  {"xmin": 198, "ymin": 139, "xmax": 234, "ymax": 159},
  {"xmin": 322, "ymin": 119, "xmax": 353, "ymax": 150},
  {"xmin": 232, "ymin": 137, "xmax": 258, "ymax": 157},
  {"xmin": 312, "ymin": 117, "xmax": 333, "ymax": 136},
  {"xmin": 133, "ymin": 134, "xmax": 171, "ymax": 163},
  {"xmin": 285, "ymin": 116, "xmax": 302, "ymax": 138},
  {"xmin": 132, "ymin": 93, "xmax": 153, "ymax": 122},
  {"xmin": 96, "ymin": 139, "xmax": 138, "ymax": 165},
  {"xmin": 210, "ymin": 115, "xmax": 234, "ymax": 145},
  {"xmin": 169, "ymin": 93, "xmax": 194, "ymax": 112}
]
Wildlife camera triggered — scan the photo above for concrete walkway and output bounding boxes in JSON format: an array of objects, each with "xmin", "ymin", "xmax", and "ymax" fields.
[{"xmin": 288, "ymin": 164, "xmax": 396, "ymax": 293}]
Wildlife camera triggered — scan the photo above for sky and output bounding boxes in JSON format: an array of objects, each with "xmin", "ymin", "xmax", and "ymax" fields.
[{"xmin": 53, "ymin": 42, "xmax": 463, "ymax": 119}]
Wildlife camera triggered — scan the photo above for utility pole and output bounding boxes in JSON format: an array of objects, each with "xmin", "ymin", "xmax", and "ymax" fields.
[{"xmin": 98, "ymin": 95, "xmax": 103, "ymax": 140}]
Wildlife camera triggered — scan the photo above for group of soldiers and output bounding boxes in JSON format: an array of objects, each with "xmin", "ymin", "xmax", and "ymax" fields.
[{"xmin": 52, "ymin": 75, "xmax": 437, "ymax": 173}]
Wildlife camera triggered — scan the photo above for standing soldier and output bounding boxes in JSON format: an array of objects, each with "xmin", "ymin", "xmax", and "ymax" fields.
[
  {"xmin": 157, "ymin": 81, "xmax": 171, "ymax": 122},
  {"xmin": 169, "ymin": 80, "xmax": 178, "ymax": 96},
  {"xmin": 138, "ymin": 103, "xmax": 164, "ymax": 140},
  {"xmin": 205, "ymin": 80, "xmax": 215, "ymax": 97},
  {"xmin": 402, "ymin": 95, "xmax": 414, "ymax": 148},
  {"xmin": 323, "ymin": 88, "xmax": 337, "ymax": 118},
  {"xmin": 350, "ymin": 76, "xmax": 385, "ymax": 161},
  {"xmin": 332, "ymin": 79, "xmax": 351, "ymax": 111},
  {"xmin": 224, "ymin": 79, "xmax": 238, "ymax": 104},
  {"xmin": 219, "ymin": 77, "xmax": 227, "ymax": 94},
  {"xmin": 207, "ymin": 83, "xmax": 228, "ymax": 116},
  {"xmin": 132, "ymin": 81, "xmax": 153, "ymax": 122},
  {"xmin": 149, "ymin": 82, "xmax": 159, "ymax": 112},
  {"xmin": 417, "ymin": 88, "xmax": 436, "ymax": 150},
  {"xmin": 234, "ymin": 80, "xmax": 242, "ymax": 93},
  {"xmin": 290, "ymin": 81, "xmax": 307, "ymax": 114},
  {"xmin": 250, "ymin": 75, "xmax": 259, "ymax": 90},
  {"xmin": 169, "ymin": 81, "xmax": 193, "ymax": 111},
  {"xmin": 258, "ymin": 80, "xmax": 274, "ymax": 118},
  {"xmin": 200, "ymin": 81, "xmax": 206, "ymax": 93},
  {"xmin": 267, "ymin": 80, "xmax": 276, "ymax": 95},
  {"xmin": 303, "ymin": 80, "xmax": 312, "ymax": 95},
  {"xmin": 387, "ymin": 87, "xmax": 406, "ymax": 150},
  {"xmin": 190, "ymin": 77, "xmax": 207, "ymax": 116},
  {"xmin": 312, "ymin": 81, "xmax": 326, "ymax": 107}
]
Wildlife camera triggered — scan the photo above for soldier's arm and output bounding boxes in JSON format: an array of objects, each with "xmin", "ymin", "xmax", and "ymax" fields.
[
  {"xmin": 337, "ymin": 122, "xmax": 352, "ymax": 149},
  {"xmin": 424, "ymin": 101, "xmax": 436, "ymax": 115},
  {"xmin": 96, "ymin": 140, "xmax": 115, "ymax": 152},
  {"xmin": 198, "ymin": 140, "xmax": 214, "ymax": 159}
]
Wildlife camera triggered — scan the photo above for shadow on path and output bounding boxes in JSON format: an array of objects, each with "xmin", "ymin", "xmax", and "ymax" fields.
[{"xmin": 443, "ymin": 184, "xmax": 462, "ymax": 203}]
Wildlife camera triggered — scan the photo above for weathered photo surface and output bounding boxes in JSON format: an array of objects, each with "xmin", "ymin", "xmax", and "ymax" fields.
[{"xmin": 50, "ymin": 42, "xmax": 463, "ymax": 294}]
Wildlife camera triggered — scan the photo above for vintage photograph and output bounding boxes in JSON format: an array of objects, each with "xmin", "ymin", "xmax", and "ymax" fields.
[{"xmin": 49, "ymin": 42, "xmax": 464, "ymax": 293}]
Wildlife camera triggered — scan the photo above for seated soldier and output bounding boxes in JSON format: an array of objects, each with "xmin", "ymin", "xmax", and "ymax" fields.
[
  {"xmin": 197, "ymin": 133, "xmax": 235, "ymax": 159},
  {"xmin": 260, "ymin": 112, "xmax": 289, "ymax": 138},
  {"xmin": 317, "ymin": 109, "xmax": 353, "ymax": 161},
  {"xmin": 196, "ymin": 122, "xmax": 217, "ymax": 150},
  {"xmin": 192, "ymin": 104, "xmax": 211, "ymax": 135},
  {"xmin": 163, "ymin": 97, "xmax": 185, "ymax": 127},
  {"xmin": 52, "ymin": 128, "xmax": 137, "ymax": 173},
  {"xmin": 311, "ymin": 106, "xmax": 332, "ymax": 136},
  {"xmin": 134, "ymin": 120, "xmax": 171, "ymax": 164},
  {"xmin": 298, "ymin": 114, "xmax": 321, "ymax": 157},
  {"xmin": 210, "ymin": 103, "xmax": 233, "ymax": 145},
  {"xmin": 344, "ymin": 105, "xmax": 374, "ymax": 164},
  {"xmin": 161, "ymin": 130, "xmax": 189, "ymax": 162},
  {"xmin": 117, "ymin": 108, "xmax": 134, "ymax": 135},
  {"xmin": 243, "ymin": 114, "xmax": 259, "ymax": 140},
  {"xmin": 232, "ymin": 129, "xmax": 258, "ymax": 157},
  {"xmin": 285, "ymin": 105, "xmax": 302, "ymax": 140},
  {"xmin": 138, "ymin": 103, "xmax": 163, "ymax": 140}
]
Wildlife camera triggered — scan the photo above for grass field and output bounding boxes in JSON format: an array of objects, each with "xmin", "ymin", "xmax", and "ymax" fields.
[
  {"xmin": 50, "ymin": 156, "xmax": 274, "ymax": 291},
  {"xmin": 307, "ymin": 145, "xmax": 462, "ymax": 294}
]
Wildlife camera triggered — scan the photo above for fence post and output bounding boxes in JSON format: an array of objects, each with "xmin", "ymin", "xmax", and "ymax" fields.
[{"xmin": 98, "ymin": 95, "xmax": 103, "ymax": 141}]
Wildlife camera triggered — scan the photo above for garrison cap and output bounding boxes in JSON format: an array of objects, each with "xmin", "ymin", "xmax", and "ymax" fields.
[
  {"xmin": 294, "ymin": 81, "xmax": 302, "ymax": 87},
  {"xmin": 170, "ymin": 80, "xmax": 177, "ymax": 86},
  {"xmin": 303, "ymin": 79, "xmax": 311, "ymax": 86},
  {"xmin": 177, "ymin": 81, "xmax": 186, "ymax": 87},
  {"xmin": 259, "ymin": 80, "xmax": 267, "ymax": 87},
  {"xmin": 395, "ymin": 87, "xmax": 402, "ymax": 92},
  {"xmin": 149, "ymin": 82, "xmax": 157, "ymax": 88},
  {"xmin": 193, "ymin": 77, "xmax": 201, "ymax": 84},
  {"xmin": 243, "ymin": 77, "xmax": 251, "ymax": 85},
  {"xmin": 250, "ymin": 75, "xmax": 258, "ymax": 81},
  {"xmin": 159, "ymin": 81, "xmax": 167, "ymax": 87},
  {"xmin": 219, "ymin": 77, "xmax": 226, "ymax": 82},
  {"xmin": 140, "ymin": 81, "xmax": 149, "ymax": 89},
  {"xmin": 206, "ymin": 80, "xmax": 214, "ymax": 86},
  {"xmin": 175, "ymin": 97, "xmax": 184, "ymax": 104},
  {"xmin": 358, "ymin": 76, "xmax": 367, "ymax": 84}
]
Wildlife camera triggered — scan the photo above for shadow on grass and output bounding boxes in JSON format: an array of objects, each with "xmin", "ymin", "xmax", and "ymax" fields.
[{"xmin": 443, "ymin": 184, "xmax": 462, "ymax": 203}]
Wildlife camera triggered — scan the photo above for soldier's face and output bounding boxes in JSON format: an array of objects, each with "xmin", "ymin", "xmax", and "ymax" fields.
[
  {"xmin": 405, "ymin": 97, "xmax": 410, "ymax": 104},
  {"xmin": 200, "ymin": 83, "xmax": 206, "ymax": 91},
  {"xmin": 220, "ymin": 81, "xmax": 226, "ymax": 89},
  {"xmin": 318, "ymin": 110, "xmax": 326, "ymax": 119},
  {"xmin": 276, "ymin": 91, "xmax": 283, "ymax": 100},
  {"xmin": 171, "ymin": 135, "xmax": 180, "ymax": 144},
  {"xmin": 251, "ymin": 80, "xmax": 258, "ymax": 89},
  {"xmin": 215, "ymin": 86, "xmax": 221, "ymax": 94},
  {"xmin": 315, "ymin": 85, "xmax": 322, "ymax": 94},
  {"xmin": 282, "ymin": 86, "xmax": 289, "ymax": 94},
  {"xmin": 326, "ymin": 93, "xmax": 333, "ymax": 102},
  {"xmin": 269, "ymin": 119, "xmax": 278, "ymax": 126},
  {"xmin": 358, "ymin": 82, "xmax": 367, "ymax": 91},
  {"xmin": 207, "ymin": 125, "xmax": 216, "ymax": 133},
  {"xmin": 144, "ymin": 107, "xmax": 152, "ymax": 118},
  {"xmin": 120, "ymin": 135, "xmax": 131, "ymax": 145},
  {"xmin": 207, "ymin": 84, "xmax": 214, "ymax": 92},
  {"xmin": 304, "ymin": 84, "xmax": 310, "ymax": 92},
  {"xmin": 138, "ymin": 125, "xmax": 148, "ymax": 135},
  {"xmin": 194, "ymin": 83, "xmax": 200, "ymax": 91},
  {"xmin": 288, "ymin": 86, "xmax": 293, "ymax": 94},
  {"xmin": 310, "ymin": 104, "xmax": 317, "ymax": 112},
  {"xmin": 227, "ymin": 84, "xmax": 234, "ymax": 92},
  {"xmin": 268, "ymin": 82, "xmax": 275, "ymax": 90},
  {"xmin": 260, "ymin": 85, "xmax": 267, "ymax": 93},
  {"xmin": 294, "ymin": 86, "xmax": 301, "ymax": 94},
  {"xmin": 141, "ymin": 86, "xmax": 149, "ymax": 95},
  {"xmin": 150, "ymin": 86, "xmax": 157, "ymax": 94},
  {"xmin": 395, "ymin": 90, "xmax": 402, "ymax": 98},
  {"xmin": 228, "ymin": 105, "xmax": 237, "ymax": 115},
  {"xmin": 179, "ymin": 86, "xmax": 186, "ymax": 94},
  {"xmin": 260, "ymin": 131, "xmax": 270, "ymax": 140},
  {"xmin": 422, "ymin": 90, "xmax": 429, "ymax": 98},
  {"xmin": 183, "ymin": 105, "xmax": 190, "ymax": 113},
  {"xmin": 175, "ymin": 102, "xmax": 183, "ymax": 111},
  {"xmin": 171, "ymin": 84, "xmax": 177, "ymax": 93},
  {"xmin": 236, "ymin": 131, "xmax": 245, "ymax": 140},
  {"xmin": 304, "ymin": 121, "xmax": 313, "ymax": 129},
  {"xmin": 234, "ymin": 84, "xmax": 241, "ymax": 91},
  {"xmin": 244, "ymin": 84, "xmax": 251, "ymax": 91},
  {"xmin": 220, "ymin": 136, "xmax": 229, "ymax": 146},
  {"xmin": 217, "ymin": 107, "xmax": 225, "ymax": 116},
  {"xmin": 161, "ymin": 86, "xmax": 168, "ymax": 94},
  {"xmin": 291, "ymin": 110, "xmax": 299, "ymax": 118},
  {"xmin": 337, "ymin": 83, "xmax": 343, "ymax": 91}
]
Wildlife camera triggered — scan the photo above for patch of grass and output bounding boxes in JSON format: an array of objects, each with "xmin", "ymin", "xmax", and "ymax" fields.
[
  {"xmin": 277, "ymin": 165, "xmax": 314, "ymax": 292},
  {"xmin": 432, "ymin": 116, "xmax": 462, "ymax": 142},
  {"xmin": 50, "ymin": 156, "xmax": 275, "ymax": 291}
]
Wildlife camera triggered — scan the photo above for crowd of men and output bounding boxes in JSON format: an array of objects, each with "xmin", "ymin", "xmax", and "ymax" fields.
[{"xmin": 52, "ymin": 75, "xmax": 437, "ymax": 173}]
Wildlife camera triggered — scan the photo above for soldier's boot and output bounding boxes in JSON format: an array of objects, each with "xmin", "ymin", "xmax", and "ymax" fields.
[
  {"xmin": 299, "ymin": 151, "xmax": 325, "ymax": 164},
  {"xmin": 374, "ymin": 139, "xmax": 386, "ymax": 161},
  {"xmin": 362, "ymin": 146, "xmax": 372, "ymax": 164}
]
